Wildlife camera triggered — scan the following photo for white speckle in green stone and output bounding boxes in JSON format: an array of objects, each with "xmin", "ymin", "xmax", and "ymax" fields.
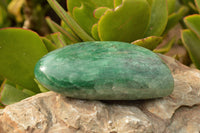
[{"xmin": 34, "ymin": 41, "xmax": 174, "ymax": 100}]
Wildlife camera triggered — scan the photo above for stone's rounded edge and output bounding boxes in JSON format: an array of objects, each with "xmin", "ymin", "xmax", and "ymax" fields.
[
  {"xmin": 137, "ymin": 42, "xmax": 174, "ymax": 96},
  {"xmin": 159, "ymin": 54, "xmax": 175, "ymax": 93},
  {"xmin": 34, "ymin": 41, "xmax": 175, "ymax": 100},
  {"xmin": 34, "ymin": 58, "xmax": 63, "ymax": 94},
  {"xmin": 166, "ymin": 68, "xmax": 174, "ymax": 95},
  {"xmin": 145, "ymin": 52, "xmax": 174, "ymax": 97},
  {"xmin": 156, "ymin": 54, "xmax": 175, "ymax": 96},
  {"xmin": 160, "ymin": 57, "xmax": 174, "ymax": 95}
]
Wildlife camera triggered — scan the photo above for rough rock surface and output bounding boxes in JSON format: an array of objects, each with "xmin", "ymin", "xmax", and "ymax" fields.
[{"xmin": 1, "ymin": 55, "xmax": 200, "ymax": 133}]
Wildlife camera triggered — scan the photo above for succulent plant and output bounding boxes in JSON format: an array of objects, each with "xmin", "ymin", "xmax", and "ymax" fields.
[
  {"xmin": 46, "ymin": 0, "xmax": 188, "ymax": 51},
  {"xmin": 179, "ymin": 0, "xmax": 199, "ymax": 12},
  {"xmin": 0, "ymin": 28, "xmax": 51, "ymax": 107},
  {"xmin": 181, "ymin": 0, "xmax": 200, "ymax": 69}
]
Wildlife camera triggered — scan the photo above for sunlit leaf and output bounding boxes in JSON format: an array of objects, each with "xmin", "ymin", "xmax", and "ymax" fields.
[
  {"xmin": 20, "ymin": 88, "xmax": 35, "ymax": 96},
  {"xmin": 181, "ymin": 29, "xmax": 200, "ymax": 69},
  {"xmin": 144, "ymin": 0, "xmax": 168, "ymax": 37},
  {"xmin": 60, "ymin": 20, "xmax": 77, "ymax": 37},
  {"xmin": 131, "ymin": 36, "xmax": 162, "ymax": 50},
  {"xmin": 41, "ymin": 37, "xmax": 57, "ymax": 52},
  {"xmin": 184, "ymin": 14, "xmax": 200, "ymax": 38},
  {"xmin": 46, "ymin": 17, "xmax": 80, "ymax": 43},
  {"xmin": 91, "ymin": 24, "xmax": 100, "ymax": 40},
  {"xmin": 0, "ymin": 79, "xmax": 31, "ymax": 105},
  {"xmin": 47, "ymin": 32, "xmax": 66, "ymax": 48},
  {"xmin": 98, "ymin": 0, "xmax": 150, "ymax": 42},
  {"xmin": 47, "ymin": 0, "xmax": 94, "ymax": 41},
  {"xmin": 34, "ymin": 79, "xmax": 49, "ymax": 93},
  {"xmin": 167, "ymin": 0, "xmax": 176, "ymax": 15},
  {"xmin": 68, "ymin": 0, "xmax": 113, "ymax": 36},
  {"xmin": 114, "ymin": 0, "xmax": 122, "ymax": 8},
  {"xmin": 93, "ymin": 7, "xmax": 110, "ymax": 19},
  {"xmin": 0, "ymin": 28, "xmax": 48, "ymax": 93}
]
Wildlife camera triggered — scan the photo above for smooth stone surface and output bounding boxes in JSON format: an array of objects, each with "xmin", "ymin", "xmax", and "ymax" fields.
[{"xmin": 34, "ymin": 41, "xmax": 174, "ymax": 100}]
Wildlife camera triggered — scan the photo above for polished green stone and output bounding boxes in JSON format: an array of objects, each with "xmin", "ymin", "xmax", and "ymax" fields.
[{"xmin": 34, "ymin": 41, "xmax": 174, "ymax": 100}]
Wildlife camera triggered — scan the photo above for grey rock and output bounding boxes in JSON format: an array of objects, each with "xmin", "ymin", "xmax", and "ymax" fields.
[{"xmin": 144, "ymin": 55, "xmax": 200, "ymax": 120}]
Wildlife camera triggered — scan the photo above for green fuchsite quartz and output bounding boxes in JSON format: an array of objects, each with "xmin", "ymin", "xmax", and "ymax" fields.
[{"xmin": 34, "ymin": 41, "xmax": 174, "ymax": 100}]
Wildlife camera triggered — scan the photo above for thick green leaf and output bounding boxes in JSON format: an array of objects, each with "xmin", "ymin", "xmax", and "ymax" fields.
[
  {"xmin": 67, "ymin": 0, "xmax": 114, "ymax": 17},
  {"xmin": 144, "ymin": 0, "xmax": 168, "ymax": 37},
  {"xmin": 98, "ymin": 0, "xmax": 150, "ymax": 42},
  {"xmin": 184, "ymin": 14, "xmax": 200, "ymax": 38},
  {"xmin": 0, "ymin": 80, "xmax": 31, "ymax": 105},
  {"xmin": 154, "ymin": 36, "xmax": 176, "ymax": 54},
  {"xmin": 195, "ymin": 0, "xmax": 200, "ymax": 13},
  {"xmin": 20, "ymin": 89, "xmax": 35, "ymax": 96},
  {"xmin": 46, "ymin": 17, "xmax": 80, "ymax": 43},
  {"xmin": 60, "ymin": 20, "xmax": 79, "ymax": 38},
  {"xmin": 47, "ymin": 0, "xmax": 94, "ymax": 41},
  {"xmin": 167, "ymin": 0, "xmax": 176, "ymax": 15},
  {"xmin": 46, "ymin": 28, "xmax": 73, "ymax": 47},
  {"xmin": 41, "ymin": 37, "xmax": 57, "ymax": 52},
  {"xmin": 131, "ymin": 36, "xmax": 162, "ymax": 50},
  {"xmin": 114, "ymin": 0, "xmax": 122, "ymax": 8},
  {"xmin": 68, "ymin": 0, "xmax": 114, "ymax": 36},
  {"xmin": 181, "ymin": 29, "xmax": 200, "ymax": 69},
  {"xmin": 0, "ymin": 28, "xmax": 48, "ymax": 93},
  {"xmin": 94, "ymin": 7, "xmax": 110, "ymax": 19},
  {"xmin": 14, "ymin": 84, "xmax": 36, "ymax": 96},
  {"xmin": 34, "ymin": 79, "xmax": 49, "ymax": 93},
  {"xmin": 91, "ymin": 24, "xmax": 100, "ymax": 40},
  {"xmin": 164, "ymin": 6, "xmax": 188, "ymax": 34},
  {"xmin": 47, "ymin": 32, "xmax": 66, "ymax": 48}
]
